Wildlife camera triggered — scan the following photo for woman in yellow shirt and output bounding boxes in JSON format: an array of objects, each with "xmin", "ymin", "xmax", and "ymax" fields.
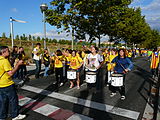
[
  {"xmin": 69, "ymin": 50, "xmax": 83, "ymax": 89},
  {"xmin": 105, "ymin": 49, "xmax": 117, "ymax": 86},
  {"xmin": 52, "ymin": 50, "xmax": 65, "ymax": 90}
]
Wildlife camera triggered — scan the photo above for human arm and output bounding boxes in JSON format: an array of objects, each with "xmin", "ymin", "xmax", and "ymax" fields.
[{"xmin": 7, "ymin": 60, "xmax": 24, "ymax": 76}]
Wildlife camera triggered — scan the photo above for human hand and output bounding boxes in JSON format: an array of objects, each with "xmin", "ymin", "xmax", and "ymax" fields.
[{"xmin": 17, "ymin": 60, "xmax": 24, "ymax": 66}]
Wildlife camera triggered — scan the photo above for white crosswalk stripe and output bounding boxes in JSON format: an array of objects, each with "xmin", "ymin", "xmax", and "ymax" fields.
[{"xmin": 21, "ymin": 85, "xmax": 140, "ymax": 120}]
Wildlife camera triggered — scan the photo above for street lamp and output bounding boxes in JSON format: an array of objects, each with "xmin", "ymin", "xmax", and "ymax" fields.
[{"xmin": 40, "ymin": 3, "xmax": 48, "ymax": 49}]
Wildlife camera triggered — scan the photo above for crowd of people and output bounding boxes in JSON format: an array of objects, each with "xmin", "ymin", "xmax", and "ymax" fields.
[{"xmin": 0, "ymin": 43, "xmax": 159, "ymax": 120}]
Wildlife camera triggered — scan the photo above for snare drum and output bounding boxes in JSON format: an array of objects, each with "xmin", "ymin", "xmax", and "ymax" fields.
[
  {"xmin": 108, "ymin": 71, "xmax": 114, "ymax": 83},
  {"xmin": 85, "ymin": 72, "xmax": 96, "ymax": 83},
  {"xmin": 67, "ymin": 70, "xmax": 76, "ymax": 80},
  {"xmin": 111, "ymin": 74, "xmax": 123, "ymax": 87}
]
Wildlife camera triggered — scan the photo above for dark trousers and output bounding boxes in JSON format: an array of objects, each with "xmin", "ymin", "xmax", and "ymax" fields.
[
  {"xmin": 34, "ymin": 60, "xmax": 41, "ymax": 79},
  {"xmin": 18, "ymin": 65, "xmax": 27, "ymax": 79},
  {"xmin": 0, "ymin": 84, "xmax": 19, "ymax": 119},
  {"xmin": 55, "ymin": 67, "xmax": 63, "ymax": 85},
  {"xmin": 109, "ymin": 74, "xmax": 126, "ymax": 96},
  {"xmin": 151, "ymin": 68, "xmax": 158, "ymax": 77}
]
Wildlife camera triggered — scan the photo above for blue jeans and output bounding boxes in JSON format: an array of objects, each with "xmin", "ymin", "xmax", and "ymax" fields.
[
  {"xmin": 0, "ymin": 84, "xmax": 19, "ymax": 119},
  {"xmin": 34, "ymin": 60, "xmax": 41, "ymax": 78},
  {"xmin": 44, "ymin": 66, "xmax": 49, "ymax": 77}
]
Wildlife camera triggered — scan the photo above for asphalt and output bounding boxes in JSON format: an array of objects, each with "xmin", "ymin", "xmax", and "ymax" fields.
[{"xmin": 13, "ymin": 56, "xmax": 156, "ymax": 120}]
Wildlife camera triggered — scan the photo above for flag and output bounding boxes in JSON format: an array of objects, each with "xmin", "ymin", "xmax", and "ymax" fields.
[{"xmin": 10, "ymin": 17, "xmax": 27, "ymax": 23}]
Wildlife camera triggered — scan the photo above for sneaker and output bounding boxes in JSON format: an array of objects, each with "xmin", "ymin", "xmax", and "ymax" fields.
[
  {"xmin": 77, "ymin": 86, "xmax": 80, "ymax": 89},
  {"xmin": 12, "ymin": 114, "xmax": 26, "ymax": 120},
  {"xmin": 60, "ymin": 83, "xmax": 64, "ymax": 87},
  {"xmin": 121, "ymin": 96, "xmax": 126, "ymax": 100},
  {"xmin": 110, "ymin": 93, "xmax": 116, "ymax": 97}
]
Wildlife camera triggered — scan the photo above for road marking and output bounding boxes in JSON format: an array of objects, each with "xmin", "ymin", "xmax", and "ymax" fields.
[
  {"xmin": 21, "ymin": 85, "xmax": 140, "ymax": 120},
  {"xmin": 35, "ymin": 104, "xmax": 59, "ymax": 116},
  {"xmin": 142, "ymin": 99, "xmax": 154, "ymax": 120},
  {"xmin": 67, "ymin": 113, "xmax": 93, "ymax": 120},
  {"xmin": 64, "ymin": 83, "xmax": 87, "ymax": 93},
  {"xmin": 19, "ymin": 96, "xmax": 93, "ymax": 120}
]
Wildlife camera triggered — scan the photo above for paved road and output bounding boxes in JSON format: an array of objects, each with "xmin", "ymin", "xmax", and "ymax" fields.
[{"xmin": 15, "ymin": 56, "xmax": 153, "ymax": 120}]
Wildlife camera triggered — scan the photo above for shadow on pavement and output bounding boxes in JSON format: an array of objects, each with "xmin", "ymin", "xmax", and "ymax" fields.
[{"xmin": 20, "ymin": 83, "xmax": 57, "ymax": 114}]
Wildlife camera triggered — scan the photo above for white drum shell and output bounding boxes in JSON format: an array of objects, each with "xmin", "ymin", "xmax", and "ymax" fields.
[
  {"xmin": 85, "ymin": 72, "xmax": 96, "ymax": 83},
  {"xmin": 67, "ymin": 71, "xmax": 76, "ymax": 80},
  {"xmin": 111, "ymin": 74, "xmax": 123, "ymax": 87},
  {"xmin": 108, "ymin": 71, "xmax": 114, "ymax": 83}
]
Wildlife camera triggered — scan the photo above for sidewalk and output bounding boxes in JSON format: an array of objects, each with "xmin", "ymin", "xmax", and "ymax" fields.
[
  {"xmin": 157, "ymin": 89, "xmax": 160, "ymax": 120},
  {"xmin": 142, "ymin": 76, "xmax": 160, "ymax": 120}
]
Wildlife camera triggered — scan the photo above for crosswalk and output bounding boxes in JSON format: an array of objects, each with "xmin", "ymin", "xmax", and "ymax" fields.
[
  {"xmin": 19, "ymin": 96, "xmax": 92, "ymax": 120},
  {"xmin": 19, "ymin": 85, "xmax": 140, "ymax": 120}
]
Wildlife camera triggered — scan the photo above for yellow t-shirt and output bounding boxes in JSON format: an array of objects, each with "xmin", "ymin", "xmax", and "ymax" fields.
[
  {"xmin": 128, "ymin": 52, "xmax": 132, "ymax": 58},
  {"xmin": 0, "ymin": 56, "xmax": 14, "ymax": 88},
  {"xmin": 70, "ymin": 56, "xmax": 83, "ymax": 70},
  {"xmin": 65, "ymin": 54, "xmax": 71, "ymax": 65},
  {"xmin": 52, "ymin": 55, "xmax": 65, "ymax": 68},
  {"xmin": 107, "ymin": 55, "xmax": 117, "ymax": 71}
]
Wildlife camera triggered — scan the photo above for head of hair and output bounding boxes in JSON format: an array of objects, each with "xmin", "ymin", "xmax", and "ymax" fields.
[
  {"xmin": 92, "ymin": 46, "xmax": 99, "ymax": 53},
  {"xmin": 118, "ymin": 48, "xmax": 126, "ymax": 59},
  {"xmin": 68, "ymin": 49, "xmax": 72, "ymax": 54},
  {"xmin": 12, "ymin": 46, "xmax": 18, "ymax": 53},
  {"xmin": 72, "ymin": 50, "xmax": 77, "ymax": 54},
  {"xmin": 0, "ymin": 46, "xmax": 9, "ymax": 55},
  {"xmin": 36, "ymin": 43, "xmax": 41, "ymax": 46},
  {"xmin": 56, "ymin": 50, "xmax": 62, "ymax": 56}
]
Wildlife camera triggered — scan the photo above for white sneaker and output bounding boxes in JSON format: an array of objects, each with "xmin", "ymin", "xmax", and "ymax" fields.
[
  {"xmin": 110, "ymin": 93, "xmax": 116, "ymax": 97},
  {"xmin": 121, "ymin": 96, "xmax": 126, "ymax": 100},
  {"xmin": 12, "ymin": 114, "xmax": 26, "ymax": 120},
  {"xmin": 60, "ymin": 83, "xmax": 64, "ymax": 87}
]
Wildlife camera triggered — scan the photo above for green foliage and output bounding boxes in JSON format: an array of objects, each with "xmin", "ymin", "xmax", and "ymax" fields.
[
  {"xmin": 2, "ymin": 32, "xmax": 6, "ymax": 38},
  {"xmin": 15, "ymin": 35, "xmax": 20, "ymax": 40},
  {"xmin": 45, "ymin": 0, "xmax": 160, "ymax": 48}
]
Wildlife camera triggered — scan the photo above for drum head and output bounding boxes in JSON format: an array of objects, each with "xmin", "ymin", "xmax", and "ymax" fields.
[
  {"xmin": 111, "ymin": 73, "xmax": 123, "ymax": 77},
  {"xmin": 86, "ymin": 72, "xmax": 96, "ymax": 75},
  {"xmin": 85, "ymin": 66, "xmax": 97, "ymax": 71}
]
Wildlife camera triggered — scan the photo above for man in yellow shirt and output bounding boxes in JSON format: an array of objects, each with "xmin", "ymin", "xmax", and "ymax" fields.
[{"xmin": 0, "ymin": 46, "xmax": 26, "ymax": 120}]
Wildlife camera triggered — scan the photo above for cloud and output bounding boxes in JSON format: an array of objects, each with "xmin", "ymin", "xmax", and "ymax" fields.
[
  {"xmin": 141, "ymin": 0, "xmax": 160, "ymax": 11},
  {"xmin": 11, "ymin": 8, "xmax": 18, "ymax": 12},
  {"xmin": 31, "ymin": 30, "xmax": 72, "ymax": 40},
  {"xmin": 130, "ymin": 0, "xmax": 160, "ymax": 30},
  {"xmin": 31, "ymin": 29, "xmax": 109, "ymax": 42}
]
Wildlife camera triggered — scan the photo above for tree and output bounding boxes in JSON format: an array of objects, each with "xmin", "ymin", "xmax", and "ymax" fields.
[
  {"xmin": 2, "ymin": 32, "xmax": 6, "ymax": 38},
  {"xmin": 15, "ymin": 35, "xmax": 20, "ymax": 40},
  {"xmin": 37, "ymin": 36, "xmax": 41, "ymax": 41},
  {"xmin": 46, "ymin": 0, "xmax": 159, "ymax": 48},
  {"xmin": 28, "ymin": 34, "xmax": 32, "ymax": 41},
  {"xmin": 46, "ymin": 0, "xmax": 133, "ymax": 47},
  {"xmin": 32, "ymin": 36, "xmax": 36, "ymax": 41}
]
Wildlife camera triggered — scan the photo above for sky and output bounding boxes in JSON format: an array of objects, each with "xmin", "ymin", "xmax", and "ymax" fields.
[{"xmin": 0, "ymin": 0, "xmax": 160, "ymax": 41}]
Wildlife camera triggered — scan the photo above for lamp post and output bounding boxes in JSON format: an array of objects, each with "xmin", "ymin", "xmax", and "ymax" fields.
[
  {"xmin": 40, "ymin": 3, "xmax": 48, "ymax": 49},
  {"xmin": 10, "ymin": 17, "xmax": 14, "ymax": 48}
]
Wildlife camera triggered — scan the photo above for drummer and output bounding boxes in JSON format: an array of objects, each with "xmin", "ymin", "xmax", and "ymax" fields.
[
  {"xmin": 110, "ymin": 48, "xmax": 133, "ymax": 100},
  {"xmin": 85, "ymin": 46, "xmax": 104, "ymax": 92},
  {"xmin": 105, "ymin": 49, "xmax": 117, "ymax": 86},
  {"xmin": 69, "ymin": 50, "xmax": 83, "ymax": 89}
]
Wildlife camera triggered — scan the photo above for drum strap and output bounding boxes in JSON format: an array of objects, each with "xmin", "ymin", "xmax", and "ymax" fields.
[{"xmin": 116, "ymin": 60, "xmax": 126, "ymax": 71}]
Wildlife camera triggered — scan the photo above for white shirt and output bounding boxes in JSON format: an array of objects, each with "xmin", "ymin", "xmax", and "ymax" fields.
[
  {"xmin": 33, "ymin": 48, "xmax": 42, "ymax": 61},
  {"xmin": 87, "ymin": 53, "xmax": 103, "ymax": 68}
]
